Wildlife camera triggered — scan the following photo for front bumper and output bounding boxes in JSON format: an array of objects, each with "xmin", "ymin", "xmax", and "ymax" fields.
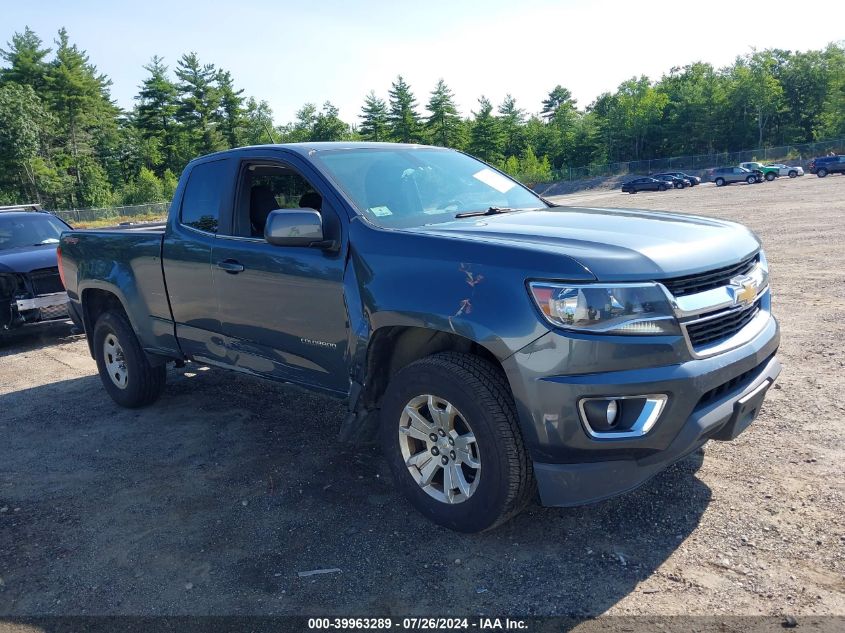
[
  {"xmin": 503, "ymin": 314, "xmax": 780, "ymax": 507},
  {"xmin": 2, "ymin": 292, "xmax": 70, "ymax": 332}
]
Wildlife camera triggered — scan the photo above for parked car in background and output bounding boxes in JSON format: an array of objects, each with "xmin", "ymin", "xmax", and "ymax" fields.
[
  {"xmin": 739, "ymin": 162, "xmax": 779, "ymax": 181},
  {"xmin": 621, "ymin": 177, "xmax": 669, "ymax": 193},
  {"xmin": 764, "ymin": 163, "xmax": 803, "ymax": 178},
  {"xmin": 808, "ymin": 155, "xmax": 845, "ymax": 177},
  {"xmin": 711, "ymin": 167, "xmax": 762, "ymax": 186},
  {"xmin": 663, "ymin": 171, "xmax": 701, "ymax": 186},
  {"xmin": 651, "ymin": 173, "xmax": 688, "ymax": 189},
  {"xmin": 0, "ymin": 205, "xmax": 77, "ymax": 342}
]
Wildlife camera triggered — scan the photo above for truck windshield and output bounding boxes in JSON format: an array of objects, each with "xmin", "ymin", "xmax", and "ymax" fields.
[
  {"xmin": 0, "ymin": 214, "xmax": 66, "ymax": 251},
  {"xmin": 312, "ymin": 147, "xmax": 546, "ymax": 228}
]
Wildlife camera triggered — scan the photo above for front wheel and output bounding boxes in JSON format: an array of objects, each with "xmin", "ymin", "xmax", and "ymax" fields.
[
  {"xmin": 788, "ymin": 170, "xmax": 797, "ymax": 178},
  {"xmin": 746, "ymin": 175, "xmax": 757, "ymax": 184},
  {"xmin": 715, "ymin": 177, "xmax": 725, "ymax": 187},
  {"xmin": 380, "ymin": 352, "xmax": 534, "ymax": 532},
  {"xmin": 658, "ymin": 184, "xmax": 668, "ymax": 191},
  {"xmin": 817, "ymin": 168, "xmax": 828, "ymax": 178},
  {"xmin": 93, "ymin": 310, "xmax": 166, "ymax": 408},
  {"xmin": 674, "ymin": 181, "xmax": 685, "ymax": 189},
  {"xmin": 765, "ymin": 172, "xmax": 776, "ymax": 181}
]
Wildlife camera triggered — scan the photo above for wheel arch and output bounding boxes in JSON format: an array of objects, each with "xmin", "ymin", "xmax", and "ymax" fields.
[
  {"xmin": 80, "ymin": 285, "xmax": 172, "ymax": 366},
  {"xmin": 340, "ymin": 325, "xmax": 511, "ymax": 443}
]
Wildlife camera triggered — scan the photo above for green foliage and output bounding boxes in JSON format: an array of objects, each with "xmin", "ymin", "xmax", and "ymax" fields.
[
  {"xmin": 426, "ymin": 79, "xmax": 462, "ymax": 148},
  {"xmin": 359, "ymin": 91, "xmax": 389, "ymax": 141},
  {"xmin": 468, "ymin": 96, "xmax": 504, "ymax": 164},
  {"xmin": 387, "ymin": 75, "xmax": 422, "ymax": 143},
  {"xmin": 1, "ymin": 26, "xmax": 844, "ymax": 208}
]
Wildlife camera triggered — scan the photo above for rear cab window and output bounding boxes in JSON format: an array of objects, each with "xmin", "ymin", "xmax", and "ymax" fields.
[{"xmin": 180, "ymin": 159, "xmax": 229, "ymax": 233}]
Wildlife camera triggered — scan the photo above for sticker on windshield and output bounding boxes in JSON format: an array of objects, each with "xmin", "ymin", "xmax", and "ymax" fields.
[
  {"xmin": 472, "ymin": 168, "xmax": 516, "ymax": 193},
  {"xmin": 369, "ymin": 206, "xmax": 393, "ymax": 217}
]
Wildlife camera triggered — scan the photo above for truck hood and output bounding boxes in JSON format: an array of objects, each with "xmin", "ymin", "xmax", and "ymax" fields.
[
  {"xmin": 408, "ymin": 206, "xmax": 761, "ymax": 281},
  {"xmin": 0, "ymin": 244, "xmax": 60, "ymax": 274}
]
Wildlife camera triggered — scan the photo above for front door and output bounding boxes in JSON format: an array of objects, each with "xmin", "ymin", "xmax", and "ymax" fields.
[{"xmin": 211, "ymin": 157, "xmax": 350, "ymax": 394}]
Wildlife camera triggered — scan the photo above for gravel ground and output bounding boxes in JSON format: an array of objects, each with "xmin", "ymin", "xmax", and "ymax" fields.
[{"xmin": 0, "ymin": 175, "xmax": 843, "ymax": 619}]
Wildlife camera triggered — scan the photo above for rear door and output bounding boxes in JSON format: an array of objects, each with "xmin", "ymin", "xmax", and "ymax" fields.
[
  {"xmin": 210, "ymin": 153, "xmax": 350, "ymax": 394},
  {"xmin": 162, "ymin": 157, "xmax": 234, "ymax": 364}
]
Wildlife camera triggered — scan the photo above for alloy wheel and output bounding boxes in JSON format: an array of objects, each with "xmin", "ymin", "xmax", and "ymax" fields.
[{"xmin": 398, "ymin": 394, "xmax": 481, "ymax": 504}]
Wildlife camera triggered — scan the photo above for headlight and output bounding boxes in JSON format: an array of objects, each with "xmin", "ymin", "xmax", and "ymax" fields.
[{"xmin": 529, "ymin": 282, "xmax": 680, "ymax": 335}]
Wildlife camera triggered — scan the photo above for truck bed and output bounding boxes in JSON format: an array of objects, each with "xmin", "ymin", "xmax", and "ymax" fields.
[{"xmin": 59, "ymin": 227, "xmax": 178, "ymax": 356}]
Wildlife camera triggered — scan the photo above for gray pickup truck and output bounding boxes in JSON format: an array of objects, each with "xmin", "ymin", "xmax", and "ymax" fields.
[{"xmin": 59, "ymin": 143, "xmax": 781, "ymax": 532}]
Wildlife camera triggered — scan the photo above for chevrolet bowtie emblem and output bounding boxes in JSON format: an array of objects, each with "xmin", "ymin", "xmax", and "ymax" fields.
[{"xmin": 730, "ymin": 275, "xmax": 757, "ymax": 307}]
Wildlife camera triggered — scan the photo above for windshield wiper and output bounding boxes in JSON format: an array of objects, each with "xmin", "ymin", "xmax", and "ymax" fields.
[{"xmin": 455, "ymin": 206, "xmax": 516, "ymax": 219}]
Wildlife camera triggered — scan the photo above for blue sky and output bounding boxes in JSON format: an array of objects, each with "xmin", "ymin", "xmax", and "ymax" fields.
[{"xmin": 2, "ymin": 0, "xmax": 843, "ymax": 124}]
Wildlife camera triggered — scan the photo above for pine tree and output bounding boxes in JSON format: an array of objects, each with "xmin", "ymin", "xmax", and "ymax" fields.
[
  {"xmin": 0, "ymin": 27, "xmax": 51, "ymax": 90},
  {"xmin": 468, "ymin": 96, "xmax": 503, "ymax": 164},
  {"xmin": 497, "ymin": 94, "xmax": 526, "ymax": 157},
  {"xmin": 425, "ymin": 79, "xmax": 462, "ymax": 147},
  {"xmin": 135, "ymin": 56, "xmax": 178, "ymax": 172},
  {"xmin": 216, "ymin": 69, "xmax": 245, "ymax": 148},
  {"xmin": 174, "ymin": 52, "xmax": 223, "ymax": 157},
  {"xmin": 359, "ymin": 91, "xmax": 388, "ymax": 141},
  {"xmin": 387, "ymin": 75, "xmax": 422, "ymax": 143},
  {"xmin": 541, "ymin": 85, "xmax": 576, "ymax": 121},
  {"xmin": 44, "ymin": 28, "xmax": 119, "ymax": 207}
]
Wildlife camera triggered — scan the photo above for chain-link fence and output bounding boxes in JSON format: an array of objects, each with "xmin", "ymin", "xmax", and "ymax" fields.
[
  {"xmin": 555, "ymin": 138, "xmax": 845, "ymax": 181},
  {"xmin": 52, "ymin": 202, "xmax": 169, "ymax": 224}
]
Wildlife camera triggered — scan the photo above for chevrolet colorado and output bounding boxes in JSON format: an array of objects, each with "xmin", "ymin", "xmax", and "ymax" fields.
[{"xmin": 59, "ymin": 143, "xmax": 781, "ymax": 532}]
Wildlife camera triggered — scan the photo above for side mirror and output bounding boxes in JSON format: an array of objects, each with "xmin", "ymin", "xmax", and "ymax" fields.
[{"xmin": 264, "ymin": 209, "xmax": 324, "ymax": 247}]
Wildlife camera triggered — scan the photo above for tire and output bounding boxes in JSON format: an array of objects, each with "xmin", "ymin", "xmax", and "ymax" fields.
[
  {"xmin": 715, "ymin": 177, "xmax": 725, "ymax": 187},
  {"xmin": 627, "ymin": 189, "xmax": 637, "ymax": 194},
  {"xmin": 765, "ymin": 172, "xmax": 776, "ymax": 181},
  {"xmin": 788, "ymin": 170, "xmax": 797, "ymax": 178},
  {"xmin": 746, "ymin": 175, "xmax": 756, "ymax": 184},
  {"xmin": 93, "ymin": 310, "xmax": 166, "ymax": 408},
  {"xmin": 380, "ymin": 352, "xmax": 534, "ymax": 533},
  {"xmin": 658, "ymin": 184, "xmax": 667, "ymax": 191},
  {"xmin": 674, "ymin": 181, "xmax": 685, "ymax": 189},
  {"xmin": 817, "ymin": 168, "xmax": 828, "ymax": 178}
]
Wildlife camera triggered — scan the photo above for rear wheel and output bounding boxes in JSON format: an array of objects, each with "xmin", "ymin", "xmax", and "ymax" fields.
[
  {"xmin": 715, "ymin": 177, "xmax": 725, "ymax": 187},
  {"xmin": 380, "ymin": 352, "xmax": 534, "ymax": 532},
  {"xmin": 788, "ymin": 170, "xmax": 797, "ymax": 178},
  {"xmin": 746, "ymin": 175, "xmax": 757, "ymax": 184},
  {"xmin": 93, "ymin": 310, "xmax": 166, "ymax": 408},
  {"xmin": 817, "ymin": 168, "xmax": 828, "ymax": 178},
  {"xmin": 765, "ymin": 172, "xmax": 776, "ymax": 181}
]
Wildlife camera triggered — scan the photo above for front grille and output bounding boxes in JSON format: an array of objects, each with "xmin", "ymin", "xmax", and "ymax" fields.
[
  {"xmin": 39, "ymin": 304, "xmax": 69, "ymax": 320},
  {"xmin": 29, "ymin": 267, "xmax": 64, "ymax": 295},
  {"xmin": 685, "ymin": 300, "xmax": 761, "ymax": 349},
  {"xmin": 661, "ymin": 254, "xmax": 758, "ymax": 297}
]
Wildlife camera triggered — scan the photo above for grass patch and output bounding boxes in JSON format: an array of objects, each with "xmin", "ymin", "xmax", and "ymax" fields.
[{"xmin": 73, "ymin": 211, "xmax": 168, "ymax": 229}]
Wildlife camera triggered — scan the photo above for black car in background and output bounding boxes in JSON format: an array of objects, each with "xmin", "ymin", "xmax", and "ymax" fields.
[
  {"xmin": 651, "ymin": 173, "xmax": 688, "ymax": 189},
  {"xmin": 662, "ymin": 171, "xmax": 701, "ymax": 186},
  {"xmin": 808, "ymin": 155, "xmax": 845, "ymax": 177},
  {"xmin": 0, "ymin": 206, "xmax": 76, "ymax": 342},
  {"xmin": 621, "ymin": 177, "xmax": 669, "ymax": 193}
]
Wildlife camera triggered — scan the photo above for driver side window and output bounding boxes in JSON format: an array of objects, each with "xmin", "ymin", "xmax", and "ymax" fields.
[{"xmin": 232, "ymin": 162, "xmax": 327, "ymax": 239}]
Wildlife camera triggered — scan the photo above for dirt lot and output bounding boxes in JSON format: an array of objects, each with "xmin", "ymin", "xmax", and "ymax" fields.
[{"xmin": 1, "ymin": 175, "xmax": 843, "ymax": 619}]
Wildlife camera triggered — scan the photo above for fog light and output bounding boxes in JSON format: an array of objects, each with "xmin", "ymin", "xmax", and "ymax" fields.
[
  {"xmin": 578, "ymin": 394, "xmax": 668, "ymax": 439},
  {"xmin": 581, "ymin": 398, "xmax": 620, "ymax": 431}
]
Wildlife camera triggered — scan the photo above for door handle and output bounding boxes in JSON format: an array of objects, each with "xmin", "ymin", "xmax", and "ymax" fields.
[{"xmin": 216, "ymin": 259, "xmax": 245, "ymax": 274}]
